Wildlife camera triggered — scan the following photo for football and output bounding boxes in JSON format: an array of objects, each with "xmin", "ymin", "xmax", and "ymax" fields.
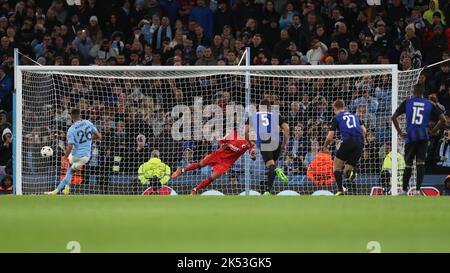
[{"xmin": 40, "ymin": 146, "xmax": 54, "ymax": 158}]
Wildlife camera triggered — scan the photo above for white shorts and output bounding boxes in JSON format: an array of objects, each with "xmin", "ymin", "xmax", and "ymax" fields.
[{"xmin": 68, "ymin": 154, "xmax": 90, "ymax": 171}]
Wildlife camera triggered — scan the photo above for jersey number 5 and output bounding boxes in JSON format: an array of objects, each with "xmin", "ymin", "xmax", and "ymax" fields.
[
  {"xmin": 411, "ymin": 106, "xmax": 424, "ymax": 125},
  {"xmin": 76, "ymin": 128, "xmax": 92, "ymax": 144},
  {"xmin": 343, "ymin": 115, "xmax": 356, "ymax": 128},
  {"xmin": 260, "ymin": 114, "xmax": 270, "ymax": 126}
]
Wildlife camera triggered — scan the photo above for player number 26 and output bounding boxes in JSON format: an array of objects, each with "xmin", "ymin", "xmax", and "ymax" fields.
[{"xmin": 76, "ymin": 128, "xmax": 93, "ymax": 144}]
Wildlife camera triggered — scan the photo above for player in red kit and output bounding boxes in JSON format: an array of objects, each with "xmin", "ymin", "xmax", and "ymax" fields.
[{"xmin": 171, "ymin": 130, "xmax": 256, "ymax": 195}]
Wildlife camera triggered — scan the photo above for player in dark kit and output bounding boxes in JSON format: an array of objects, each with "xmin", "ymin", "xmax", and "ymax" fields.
[
  {"xmin": 245, "ymin": 100, "xmax": 290, "ymax": 196},
  {"xmin": 323, "ymin": 100, "xmax": 366, "ymax": 196},
  {"xmin": 392, "ymin": 86, "xmax": 446, "ymax": 195}
]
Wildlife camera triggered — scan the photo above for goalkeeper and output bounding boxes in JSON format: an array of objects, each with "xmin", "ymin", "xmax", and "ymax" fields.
[{"xmin": 137, "ymin": 150, "xmax": 171, "ymax": 194}]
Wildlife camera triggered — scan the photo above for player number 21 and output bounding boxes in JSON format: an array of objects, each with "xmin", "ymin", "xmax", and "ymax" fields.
[
  {"xmin": 411, "ymin": 106, "xmax": 424, "ymax": 125},
  {"xmin": 343, "ymin": 115, "xmax": 356, "ymax": 128}
]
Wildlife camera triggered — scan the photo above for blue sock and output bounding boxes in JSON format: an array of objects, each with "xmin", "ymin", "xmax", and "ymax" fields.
[{"xmin": 56, "ymin": 167, "xmax": 73, "ymax": 192}]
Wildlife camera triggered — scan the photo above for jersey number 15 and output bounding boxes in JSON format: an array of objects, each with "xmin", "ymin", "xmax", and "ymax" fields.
[{"xmin": 411, "ymin": 106, "xmax": 424, "ymax": 125}]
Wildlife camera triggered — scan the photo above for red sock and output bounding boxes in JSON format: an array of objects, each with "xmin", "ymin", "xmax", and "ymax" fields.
[
  {"xmin": 183, "ymin": 162, "xmax": 201, "ymax": 173},
  {"xmin": 195, "ymin": 177, "xmax": 214, "ymax": 191}
]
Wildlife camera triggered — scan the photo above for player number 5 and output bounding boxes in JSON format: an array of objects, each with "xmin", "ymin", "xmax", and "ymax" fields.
[{"xmin": 261, "ymin": 114, "xmax": 269, "ymax": 126}]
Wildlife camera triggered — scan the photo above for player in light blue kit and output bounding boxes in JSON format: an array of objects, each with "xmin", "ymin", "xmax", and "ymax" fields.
[{"xmin": 45, "ymin": 108, "xmax": 101, "ymax": 195}]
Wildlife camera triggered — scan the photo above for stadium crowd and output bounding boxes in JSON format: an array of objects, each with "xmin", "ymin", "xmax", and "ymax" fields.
[{"xmin": 1, "ymin": 0, "xmax": 450, "ymax": 193}]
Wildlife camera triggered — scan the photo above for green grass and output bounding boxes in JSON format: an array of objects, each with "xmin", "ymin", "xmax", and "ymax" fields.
[{"xmin": 0, "ymin": 195, "xmax": 449, "ymax": 253}]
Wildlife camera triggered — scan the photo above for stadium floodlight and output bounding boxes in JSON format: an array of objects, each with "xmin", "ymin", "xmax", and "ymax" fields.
[{"xmin": 13, "ymin": 48, "xmax": 424, "ymax": 196}]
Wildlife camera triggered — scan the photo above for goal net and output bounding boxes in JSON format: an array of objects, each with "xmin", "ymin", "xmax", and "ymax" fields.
[{"xmin": 15, "ymin": 65, "xmax": 420, "ymax": 195}]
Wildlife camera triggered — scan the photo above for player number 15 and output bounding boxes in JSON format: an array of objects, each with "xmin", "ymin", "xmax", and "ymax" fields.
[{"xmin": 412, "ymin": 106, "xmax": 424, "ymax": 125}]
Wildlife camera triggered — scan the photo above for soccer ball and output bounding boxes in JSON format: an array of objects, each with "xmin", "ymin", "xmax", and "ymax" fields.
[{"xmin": 40, "ymin": 146, "xmax": 54, "ymax": 158}]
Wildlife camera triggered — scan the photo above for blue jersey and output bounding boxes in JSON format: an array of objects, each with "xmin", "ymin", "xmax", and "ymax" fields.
[
  {"xmin": 394, "ymin": 97, "xmax": 442, "ymax": 144},
  {"xmin": 330, "ymin": 111, "xmax": 363, "ymax": 143},
  {"xmin": 67, "ymin": 119, "xmax": 98, "ymax": 157},
  {"xmin": 248, "ymin": 112, "xmax": 287, "ymax": 149}
]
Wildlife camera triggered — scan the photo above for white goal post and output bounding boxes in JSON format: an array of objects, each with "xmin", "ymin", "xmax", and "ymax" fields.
[{"xmin": 14, "ymin": 51, "xmax": 423, "ymax": 196}]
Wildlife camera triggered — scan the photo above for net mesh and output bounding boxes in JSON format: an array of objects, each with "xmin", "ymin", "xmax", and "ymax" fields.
[{"xmin": 19, "ymin": 67, "xmax": 421, "ymax": 195}]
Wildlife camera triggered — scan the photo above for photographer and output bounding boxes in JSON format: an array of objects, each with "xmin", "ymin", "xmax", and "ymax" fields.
[
  {"xmin": 437, "ymin": 128, "xmax": 450, "ymax": 167},
  {"xmin": 0, "ymin": 127, "xmax": 12, "ymax": 171}
]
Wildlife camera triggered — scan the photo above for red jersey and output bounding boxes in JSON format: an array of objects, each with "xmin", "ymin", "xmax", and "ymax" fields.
[
  {"xmin": 202, "ymin": 130, "xmax": 254, "ymax": 175},
  {"xmin": 216, "ymin": 130, "xmax": 254, "ymax": 162}
]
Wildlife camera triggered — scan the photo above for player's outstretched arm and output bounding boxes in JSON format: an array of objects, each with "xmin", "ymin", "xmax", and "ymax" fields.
[{"xmin": 323, "ymin": 131, "xmax": 335, "ymax": 152}]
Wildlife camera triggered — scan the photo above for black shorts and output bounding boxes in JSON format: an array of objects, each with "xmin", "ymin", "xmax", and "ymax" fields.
[
  {"xmin": 404, "ymin": 140, "xmax": 427, "ymax": 165},
  {"xmin": 260, "ymin": 143, "xmax": 282, "ymax": 163},
  {"xmin": 335, "ymin": 141, "xmax": 363, "ymax": 166}
]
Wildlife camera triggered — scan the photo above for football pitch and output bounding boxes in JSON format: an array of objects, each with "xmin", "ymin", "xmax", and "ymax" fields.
[{"xmin": 1, "ymin": 196, "xmax": 449, "ymax": 253}]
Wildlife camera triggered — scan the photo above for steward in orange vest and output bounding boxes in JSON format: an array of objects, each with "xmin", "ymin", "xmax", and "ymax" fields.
[
  {"xmin": 307, "ymin": 152, "xmax": 335, "ymax": 185},
  {"xmin": 60, "ymin": 156, "xmax": 84, "ymax": 185}
]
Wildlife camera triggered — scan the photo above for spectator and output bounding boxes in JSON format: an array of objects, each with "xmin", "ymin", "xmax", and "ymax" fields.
[
  {"xmin": 261, "ymin": 18, "xmax": 280, "ymax": 50},
  {"xmin": 260, "ymin": 0, "xmax": 279, "ymax": 33},
  {"xmin": 278, "ymin": 2, "xmax": 297, "ymax": 30},
  {"xmin": 332, "ymin": 22, "xmax": 353, "ymax": 53},
  {"xmin": 313, "ymin": 24, "xmax": 329, "ymax": 51},
  {"xmin": 72, "ymin": 29, "xmax": 93, "ymax": 65},
  {"xmin": 250, "ymin": 33, "xmax": 270, "ymax": 61},
  {"xmin": 0, "ymin": 127, "xmax": 12, "ymax": 168},
  {"xmin": 193, "ymin": 25, "xmax": 210, "ymax": 46},
  {"xmin": 189, "ymin": 0, "xmax": 213, "ymax": 39},
  {"xmin": 226, "ymin": 50, "xmax": 238, "ymax": 65},
  {"xmin": 424, "ymin": 24, "xmax": 447, "ymax": 65},
  {"xmin": 437, "ymin": 129, "xmax": 450, "ymax": 167},
  {"xmin": 423, "ymin": 0, "xmax": 446, "ymax": 26},
  {"xmin": 387, "ymin": 0, "xmax": 409, "ymax": 25},
  {"xmin": 306, "ymin": 37, "xmax": 327, "ymax": 65},
  {"xmin": 87, "ymin": 15, "xmax": 103, "ymax": 45},
  {"xmin": 89, "ymin": 38, "xmax": 117, "ymax": 60},
  {"xmin": 347, "ymin": 40, "xmax": 361, "ymax": 64},
  {"xmin": 349, "ymin": 80, "xmax": 379, "ymax": 114},
  {"xmin": 234, "ymin": 0, "xmax": 260, "ymax": 32},
  {"xmin": 195, "ymin": 46, "xmax": 217, "ymax": 65},
  {"xmin": 434, "ymin": 62, "xmax": 450, "ymax": 93},
  {"xmin": 373, "ymin": 20, "xmax": 390, "ymax": 56},
  {"xmin": 0, "ymin": 174, "xmax": 12, "ymax": 195},
  {"xmin": 153, "ymin": 16, "xmax": 172, "ymax": 50},
  {"xmin": 213, "ymin": 0, "xmax": 234, "ymax": 36},
  {"xmin": 288, "ymin": 123, "xmax": 307, "ymax": 158},
  {"xmin": 337, "ymin": 48, "xmax": 349, "ymax": 64}
]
